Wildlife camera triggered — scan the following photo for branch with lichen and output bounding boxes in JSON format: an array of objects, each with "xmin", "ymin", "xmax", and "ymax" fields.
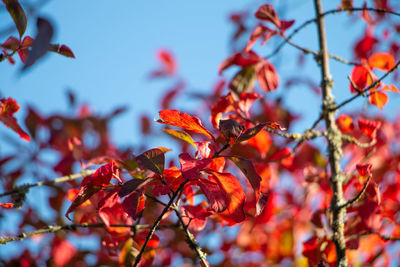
[
  {"xmin": 0, "ymin": 223, "xmax": 178, "ymax": 245},
  {"xmin": 171, "ymin": 204, "xmax": 209, "ymax": 267},
  {"xmin": 341, "ymin": 135, "xmax": 376, "ymax": 148},
  {"xmin": 0, "ymin": 170, "xmax": 95, "ymax": 199}
]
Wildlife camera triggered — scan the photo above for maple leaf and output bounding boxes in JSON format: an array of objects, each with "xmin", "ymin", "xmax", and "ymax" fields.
[{"xmin": 157, "ymin": 109, "xmax": 215, "ymax": 141}]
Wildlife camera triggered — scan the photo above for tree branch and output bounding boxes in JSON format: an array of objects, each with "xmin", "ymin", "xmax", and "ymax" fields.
[
  {"xmin": 267, "ymin": 7, "xmax": 400, "ymax": 61},
  {"xmin": 341, "ymin": 135, "xmax": 376, "ymax": 148},
  {"xmin": 0, "ymin": 170, "xmax": 95, "ymax": 198},
  {"xmin": 133, "ymin": 179, "xmax": 190, "ymax": 267},
  {"xmin": 340, "ymin": 175, "xmax": 371, "ymax": 209},
  {"xmin": 263, "ymin": 127, "xmax": 325, "ymax": 140},
  {"xmin": 171, "ymin": 204, "xmax": 209, "ymax": 267},
  {"xmin": 0, "ymin": 223, "xmax": 178, "ymax": 245},
  {"xmin": 314, "ymin": 0, "xmax": 348, "ymax": 266}
]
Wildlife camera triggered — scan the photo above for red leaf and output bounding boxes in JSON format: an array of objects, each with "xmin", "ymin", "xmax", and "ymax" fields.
[
  {"xmin": 1, "ymin": 97, "xmax": 19, "ymax": 115},
  {"xmin": 356, "ymin": 163, "xmax": 372, "ymax": 177},
  {"xmin": 49, "ymin": 44, "xmax": 75, "ymax": 58},
  {"xmin": 86, "ymin": 162, "xmax": 119, "ymax": 187},
  {"xmin": 157, "ymin": 109, "xmax": 215, "ymax": 141},
  {"xmin": 3, "ymin": 0, "xmax": 27, "ymax": 37},
  {"xmin": 21, "ymin": 36, "xmax": 34, "ymax": 47},
  {"xmin": 228, "ymin": 156, "xmax": 261, "ymax": 193},
  {"xmin": 265, "ymin": 121, "xmax": 286, "ymax": 130},
  {"xmin": 179, "ymin": 153, "xmax": 211, "ymax": 180},
  {"xmin": 245, "ymin": 25, "xmax": 275, "ymax": 53},
  {"xmin": 0, "ymin": 98, "xmax": 30, "ymax": 141},
  {"xmin": 23, "ymin": 17, "xmax": 54, "ymax": 71},
  {"xmin": 135, "ymin": 230, "xmax": 160, "ymax": 248},
  {"xmin": 236, "ymin": 123, "xmax": 266, "ymax": 143},
  {"xmin": 269, "ymin": 147, "xmax": 293, "ymax": 167},
  {"xmin": 349, "ymin": 65, "xmax": 370, "ymax": 93},
  {"xmin": 280, "ymin": 20, "xmax": 295, "ymax": 32},
  {"xmin": 206, "ymin": 170, "xmax": 246, "ymax": 223},
  {"xmin": 354, "ymin": 28, "xmax": 378, "ymax": 59},
  {"xmin": 160, "ymin": 82, "xmax": 185, "ymax": 109},
  {"xmin": 218, "ymin": 52, "xmax": 261, "ymax": 74},
  {"xmin": 198, "ymin": 178, "xmax": 227, "ymax": 213},
  {"xmin": 150, "ymin": 49, "xmax": 176, "ymax": 77},
  {"xmin": 358, "ymin": 118, "xmax": 381, "ymax": 139},
  {"xmin": 254, "ymin": 5, "xmax": 281, "ymax": 28},
  {"xmin": 52, "ymin": 237, "xmax": 77, "ymax": 267},
  {"xmin": 255, "ymin": 60, "xmax": 279, "ymax": 92},
  {"xmin": 65, "ymin": 182, "xmax": 100, "ymax": 220},
  {"xmin": 368, "ymin": 52, "xmax": 395, "ymax": 71},
  {"xmin": 369, "ymin": 90, "xmax": 388, "ymax": 109},
  {"xmin": 122, "ymin": 191, "xmax": 145, "ymax": 220},
  {"xmin": 1, "ymin": 36, "xmax": 19, "ymax": 50},
  {"xmin": 336, "ymin": 114, "xmax": 354, "ymax": 133},
  {"xmin": 181, "ymin": 203, "xmax": 212, "ymax": 231}
]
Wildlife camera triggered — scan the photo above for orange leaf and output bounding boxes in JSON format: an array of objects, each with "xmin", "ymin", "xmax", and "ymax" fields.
[
  {"xmin": 157, "ymin": 109, "xmax": 215, "ymax": 141},
  {"xmin": 0, "ymin": 202, "xmax": 14, "ymax": 208},
  {"xmin": 383, "ymin": 84, "xmax": 400, "ymax": 93},
  {"xmin": 369, "ymin": 90, "xmax": 388, "ymax": 109},
  {"xmin": 206, "ymin": 170, "xmax": 246, "ymax": 223},
  {"xmin": 336, "ymin": 114, "xmax": 354, "ymax": 133},
  {"xmin": 368, "ymin": 52, "xmax": 395, "ymax": 71}
]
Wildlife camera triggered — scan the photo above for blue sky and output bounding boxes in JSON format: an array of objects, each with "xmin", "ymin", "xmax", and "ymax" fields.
[{"xmin": 2, "ymin": 0, "xmax": 397, "ymax": 150}]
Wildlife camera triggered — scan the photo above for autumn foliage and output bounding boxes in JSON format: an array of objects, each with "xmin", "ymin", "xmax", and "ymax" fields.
[{"xmin": 2, "ymin": 0, "xmax": 400, "ymax": 266}]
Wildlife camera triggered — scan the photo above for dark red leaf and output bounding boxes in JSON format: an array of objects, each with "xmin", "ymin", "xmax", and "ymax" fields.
[
  {"xmin": 119, "ymin": 178, "xmax": 152, "ymax": 198},
  {"xmin": 23, "ymin": 17, "xmax": 54, "ymax": 71},
  {"xmin": 254, "ymin": 5, "xmax": 281, "ymax": 28},
  {"xmin": 197, "ymin": 178, "xmax": 227, "ymax": 213},
  {"xmin": 136, "ymin": 148, "xmax": 167, "ymax": 175},
  {"xmin": 219, "ymin": 52, "xmax": 261, "ymax": 74},
  {"xmin": 65, "ymin": 182, "xmax": 100, "ymax": 220},
  {"xmin": 3, "ymin": 0, "xmax": 27, "ymax": 37},
  {"xmin": 1, "ymin": 36, "xmax": 19, "ymax": 50},
  {"xmin": 236, "ymin": 123, "xmax": 266, "ymax": 143},
  {"xmin": 122, "ymin": 191, "xmax": 145, "ymax": 220}
]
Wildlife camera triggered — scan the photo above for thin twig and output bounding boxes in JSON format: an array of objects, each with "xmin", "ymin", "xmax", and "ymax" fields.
[
  {"xmin": 264, "ymin": 127, "xmax": 325, "ymax": 140},
  {"xmin": 0, "ymin": 223, "xmax": 174, "ymax": 245},
  {"xmin": 267, "ymin": 7, "xmax": 400, "ymax": 61},
  {"xmin": 0, "ymin": 170, "xmax": 95, "ymax": 198},
  {"xmin": 342, "ymin": 135, "xmax": 376, "ymax": 148},
  {"xmin": 340, "ymin": 175, "xmax": 372, "ymax": 209},
  {"xmin": 172, "ymin": 204, "xmax": 209, "ymax": 267},
  {"xmin": 133, "ymin": 179, "xmax": 189, "ymax": 267}
]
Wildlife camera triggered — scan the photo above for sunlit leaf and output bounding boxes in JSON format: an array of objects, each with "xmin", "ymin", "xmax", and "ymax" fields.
[
  {"xmin": 254, "ymin": 4, "xmax": 281, "ymax": 28},
  {"xmin": 356, "ymin": 163, "xmax": 372, "ymax": 177},
  {"xmin": 236, "ymin": 123, "xmax": 265, "ymax": 143},
  {"xmin": 162, "ymin": 128, "xmax": 197, "ymax": 150},
  {"xmin": 358, "ymin": 118, "xmax": 381, "ymax": 139},
  {"xmin": 119, "ymin": 238, "xmax": 139, "ymax": 267},
  {"xmin": 368, "ymin": 52, "xmax": 395, "ymax": 71},
  {"xmin": 369, "ymin": 90, "xmax": 388, "ymax": 109},
  {"xmin": 157, "ymin": 109, "xmax": 215, "ymax": 141},
  {"xmin": 206, "ymin": 169, "xmax": 246, "ymax": 223},
  {"xmin": 179, "ymin": 152, "xmax": 211, "ymax": 180},
  {"xmin": 336, "ymin": 114, "xmax": 354, "ymax": 133},
  {"xmin": 198, "ymin": 178, "xmax": 227, "ymax": 213}
]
